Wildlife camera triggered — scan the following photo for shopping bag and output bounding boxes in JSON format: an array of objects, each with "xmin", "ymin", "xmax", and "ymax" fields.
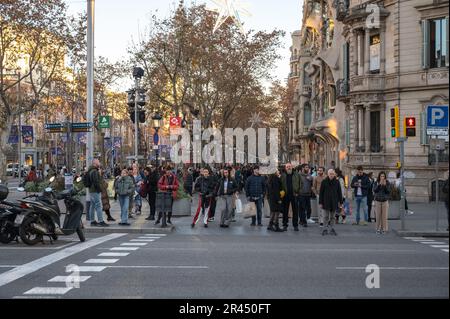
[
  {"xmin": 235, "ymin": 198, "xmax": 243, "ymax": 214},
  {"xmin": 243, "ymin": 202, "xmax": 256, "ymax": 219},
  {"xmin": 263, "ymin": 198, "xmax": 271, "ymax": 218},
  {"xmin": 370, "ymin": 202, "xmax": 376, "ymax": 219}
]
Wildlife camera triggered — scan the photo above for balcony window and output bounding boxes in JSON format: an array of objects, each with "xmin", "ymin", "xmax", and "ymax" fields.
[
  {"xmin": 369, "ymin": 34, "xmax": 380, "ymax": 73},
  {"xmin": 303, "ymin": 63, "xmax": 312, "ymax": 85},
  {"xmin": 422, "ymin": 17, "xmax": 449, "ymax": 69},
  {"xmin": 304, "ymin": 102, "xmax": 312, "ymax": 126},
  {"xmin": 370, "ymin": 111, "xmax": 381, "ymax": 153}
]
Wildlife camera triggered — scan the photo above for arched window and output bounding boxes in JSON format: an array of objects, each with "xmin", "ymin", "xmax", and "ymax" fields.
[
  {"xmin": 304, "ymin": 102, "xmax": 312, "ymax": 126},
  {"xmin": 303, "ymin": 63, "xmax": 311, "ymax": 85}
]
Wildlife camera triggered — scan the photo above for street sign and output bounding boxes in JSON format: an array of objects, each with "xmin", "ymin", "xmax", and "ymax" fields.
[
  {"xmin": 99, "ymin": 116, "xmax": 111, "ymax": 129},
  {"xmin": 169, "ymin": 116, "xmax": 182, "ymax": 128},
  {"xmin": 71, "ymin": 122, "xmax": 93, "ymax": 132},
  {"xmin": 45, "ymin": 123, "xmax": 66, "ymax": 133},
  {"xmin": 427, "ymin": 105, "xmax": 449, "ymax": 136}
]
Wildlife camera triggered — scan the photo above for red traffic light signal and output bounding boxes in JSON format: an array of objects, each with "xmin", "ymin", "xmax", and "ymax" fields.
[{"xmin": 405, "ymin": 117, "xmax": 416, "ymax": 127}]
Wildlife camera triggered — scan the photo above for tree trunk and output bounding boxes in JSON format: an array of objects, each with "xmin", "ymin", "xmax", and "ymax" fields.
[{"xmin": 0, "ymin": 117, "xmax": 14, "ymax": 182}]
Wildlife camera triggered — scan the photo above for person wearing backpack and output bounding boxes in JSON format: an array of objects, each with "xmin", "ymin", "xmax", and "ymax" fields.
[{"xmin": 85, "ymin": 159, "xmax": 109, "ymax": 227}]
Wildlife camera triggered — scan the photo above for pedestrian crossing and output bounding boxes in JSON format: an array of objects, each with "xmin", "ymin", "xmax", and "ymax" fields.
[
  {"xmin": 403, "ymin": 237, "xmax": 449, "ymax": 253},
  {"xmin": 19, "ymin": 233, "xmax": 165, "ymax": 298}
]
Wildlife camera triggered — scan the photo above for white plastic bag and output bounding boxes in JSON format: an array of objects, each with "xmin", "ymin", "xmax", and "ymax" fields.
[{"xmin": 235, "ymin": 198, "xmax": 243, "ymax": 214}]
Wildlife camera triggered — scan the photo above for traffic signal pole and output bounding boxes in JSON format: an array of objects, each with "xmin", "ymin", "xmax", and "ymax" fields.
[
  {"xmin": 86, "ymin": 0, "xmax": 95, "ymax": 167},
  {"xmin": 395, "ymin": 137, "xmax": 408, "ymax": 231},
  {"xmin": 134, "ymin": 77, "xmax": 139, "ymax": 162}
]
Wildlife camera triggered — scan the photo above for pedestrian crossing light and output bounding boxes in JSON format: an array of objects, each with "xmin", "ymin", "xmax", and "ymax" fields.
[
  {"xmin": 404, "ymin": 117, "xmax": 416, "ymax": 137},
  {"xmin": 390, "ymin": 106, "xmax": 400, "ymax": 138}
]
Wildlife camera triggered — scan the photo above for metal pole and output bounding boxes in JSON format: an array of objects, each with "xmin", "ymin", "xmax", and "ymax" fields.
[
  {"xmin": 86, "ymin": 0, "xmax": 95, "ymax": 167},
  {"xmin": 134, "ymin": 78, "xmax": 139, "ymax": 162},
  {"xmin": 435, "ymin": 142, "xmax": 439, "ymax": 231},
  {"xmin": 17, "ymin": 72, "xmax": 22, "ymax": 181},
  {"xmin": 396, "ymin": 137, "xmax": 407, "ymax": 231}
]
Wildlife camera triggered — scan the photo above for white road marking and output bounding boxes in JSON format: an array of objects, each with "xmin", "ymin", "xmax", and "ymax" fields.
[
  {"xmin": 0, "ymin": 242, "xmax": 78, "ymax": 250},
  {"xmin": 143, "ymin": 234, "xmax": 166, "ymax": 236},
  {"xmin": 0, "ymin": 265, "xmax": 20, "ymax": 268},
  {"xmin": 336, "ymin": 267, "xmax": 449, "ymax": 270},
  {"xmin": 49, "ymin": 276, "xmax": 91, "ymax": 283},
  {"xmin": 106, "ymin": 265, "xmax": 209, "ymax": 269},
  {"xmin": 110, "ymin": 247, "xmax": 139, "ymax": 251},
  {"xmin": 442, "ymin": 249, "xmax": 449, "ymax": 253},
  {"xmin": 98, "ymin": 252, "xmax": 129, "ymax": 257},
  {"xmin": 404, "ymin": 237, "xmax": 426, "ymax": 240},
  {"xmin": 120, "ymin": 243, "xmax": 147, "ymax": 246},
  {"xmin": 85, "ymin": 259, "xmax": 119, "ymax": 264},
  {"xmin": 0, "ymin": 233, "xmax": 126, "ymax": 288},
  {"xmin": 430, "ymin": 245, "xmax": 449, "ymax": 248},
  {"xmin": 414, "ymin": 240, "xmax": 436, "ymax": 242},
  {"xmin": 130, "ymin": 239, "xmax": 154, "ymax": 242},
  {"xmin": 138, "ymin": 237, "xmax": 160, "ymax": 239},
  {"xmin": 76, "ymin": 266, "xmax": 106, "ymax": 272},
  {"xmin": 422, "ymin": 242, "xmax": 446, "ymax": 245},
  {"xmin": 24, "ymin": 287, "xmax": 73, "ymax": 295}
]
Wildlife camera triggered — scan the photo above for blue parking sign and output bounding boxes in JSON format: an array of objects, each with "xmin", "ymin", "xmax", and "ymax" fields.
[{"xmin": 427, "ymin": 105, "xmax": 449, "ymax": 128}]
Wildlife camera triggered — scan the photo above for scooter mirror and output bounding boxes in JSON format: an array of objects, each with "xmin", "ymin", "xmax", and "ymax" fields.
[
  {"xmin": 45, "ymin": 187, "xmax": 53, "ymax": 193},
  {"xmin": 49, "ymin": 176, "xmax": 55, "ymax": 183},
  {"xmin": 17, "ymin": 187, "xmax": 25, "ymax": 192}
]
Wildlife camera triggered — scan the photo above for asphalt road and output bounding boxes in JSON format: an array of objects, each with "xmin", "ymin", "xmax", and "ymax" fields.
[{"xmin": 0, "ymin": 219, "xmax": 448, "ymax": 299}]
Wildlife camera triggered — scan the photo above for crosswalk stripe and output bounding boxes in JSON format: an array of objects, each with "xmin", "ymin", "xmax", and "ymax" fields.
[
  {"xmin": 143, "ymin": 234, "xmax": 166, "ymax": 236},
  {"xmin": 423, "ymin": 242, "xmax": 446, "ymax": 245},
  {"xmin": 120, "ymin": 243, "xmax": 147, "ymax": 246},
  {"xmin": 430, "ymin": 245, "xmax": 449, "ymax": 248},
  {"xmin": 138, "ymin": 237, "xmax": 160, "ymax": 239},
  {"xmin": 442, "ymin": 249, "xmax": 449, "ymax": 253},
  {"xmin": 48, "ymin": 276, "xmax": 91, "ymax": 283},
  {"xmin": 404, "ymin": 237, "xmax": 426, "ymax": 240},
  {"xmin": 98, "ymin": 252, "xmax": 129, "ymax": 257},
  {"xmin": 75, "ymin": 266, "xmax": 106, "ymax": 272},
  {"xmin": 130, "ymin": 239, "xmax": 154, "ymax": 242},
  {"xmin": 24, "ymin": 287, "xmax": 73, "ymax": 295},
  {"xmin": 84, "ymin": 259, "xmax": 119, "ymax": 264},
  {"xmin": 110, "ymin": 247, "xmax": 139, "ymax": 251}
]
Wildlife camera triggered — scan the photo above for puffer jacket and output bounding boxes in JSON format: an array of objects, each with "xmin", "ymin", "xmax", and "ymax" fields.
[
  {"xmin": 245, "ymin": 174, "xmax": 266, "ymax": 199},
  {"xmin": 194, "ymin": 176, "xmax": 215, "ymax": 197}
]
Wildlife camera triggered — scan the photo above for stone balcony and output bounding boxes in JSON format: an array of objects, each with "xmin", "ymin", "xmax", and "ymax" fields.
[{"xmin": 350, "ymin": 74, "xmax": 385, "ymax": 92}]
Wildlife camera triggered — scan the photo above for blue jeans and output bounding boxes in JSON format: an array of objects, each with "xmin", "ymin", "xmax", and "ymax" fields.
[
  {"xmin": 89, "ymin": 192, "xmax": 104, "ymax": 223},
  {"xmin": 251, "ymin": 198, "xmax": 263, "ymax": 225},
  {"xmin": 119, "ymin": 195, "xmax": 129, "ymax": 223},
  {"xmin": 355, "ymin": 196, "xmax": 368, "ymax": 223}
]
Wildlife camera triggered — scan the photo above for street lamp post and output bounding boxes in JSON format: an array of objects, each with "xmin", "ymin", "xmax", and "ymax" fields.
[
  {"xmin": 86, "ymin": 0, "xmax": 95, "ymax": 166},
  {"xmin": 17, "ymin": 72, "xmax": 22, "ymax": 181},
  {"xmin": 132, "ymin": 67, "xmax": 144, "ymax": 163},
  {"xmin": 152, "ymin": 113, "xmax": 163, "ymax": 169}
]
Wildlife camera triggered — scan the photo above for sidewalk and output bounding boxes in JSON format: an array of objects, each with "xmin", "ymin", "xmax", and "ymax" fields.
[{"xmin": 388, "ymin": 202, "xmax": 449, "ymax": 237}]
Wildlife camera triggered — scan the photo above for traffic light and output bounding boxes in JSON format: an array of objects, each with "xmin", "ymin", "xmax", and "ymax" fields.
[
  {"xmin": 404, "ymin": 116, "xmax": 416, "ymax": 137},
  {"xmin": 129, "ymin": 107, "xmax": 136, "ymax": 124},
  {"xmin": 139, "ymin": 110, "xmax": 146, "ymax": 123},
  {"xmin": 390, "ymin": 106, "xmax": 400, "ymax": 138}
]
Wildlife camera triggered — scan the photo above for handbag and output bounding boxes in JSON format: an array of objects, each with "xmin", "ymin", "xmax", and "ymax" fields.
[
  {"xmin": 263, "ymin": 198, "xmax": 271, "ymax": 218},
  {"xmin": 235, "ymin": 198, "xmax": 243, "ymax": 214},
  {"xmin": 243, "ymin": 202, "xmax": 257, "ymax": 219}
]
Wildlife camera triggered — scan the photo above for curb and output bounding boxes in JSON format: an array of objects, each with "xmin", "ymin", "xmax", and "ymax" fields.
[
  {"xmin": 393, "ymin": 230, "xmax": 449, "ymax": 237},
  {"xmin": 85, "ymin": 226, "xmax": 175, "ymax": 234}
]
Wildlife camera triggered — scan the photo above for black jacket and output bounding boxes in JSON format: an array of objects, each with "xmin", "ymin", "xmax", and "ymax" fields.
[
  {"xmin": 88, "ymin": 166, "xmax": 102, "ymax": 193},
  {"xmin": 216, "ymin": 177, "xmax": 238, "ymax": 196},
  {"xmin": 373, "ymin": 181, "xmax": 391, "ymax": 202},
  {"xmin": 245, "ymin": 174, "xmax": 266, "ymax": 199},
  {"xmin": 268, "ymin": 175, "xmax": 283, "ymax": 213},
  {"xmin": 195, "ymin": 176, "xmax": 215, "ymax": 198},
  {"xmin": 144, "ymin": 171, "xmax": 159, "ymax": 194},
  {"xmin": 184, "ymin": 173, "xmax": 194, "ymax": 195},
  {"xmin": 351, "ymin": 174, "xmax": 370, "ymax": 197},
  {"xmin": 319, "ymin": 177, "xmax": 343, "ymax": 211}
]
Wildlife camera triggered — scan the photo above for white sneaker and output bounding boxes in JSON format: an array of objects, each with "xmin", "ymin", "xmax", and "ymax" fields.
[
  {"xmin": 407, "ymin": 210, "xmax": 414, "ymax": 215},
  {"xmin": 307, "ymin": 218, "xmax": 316, "ymax": 224}
]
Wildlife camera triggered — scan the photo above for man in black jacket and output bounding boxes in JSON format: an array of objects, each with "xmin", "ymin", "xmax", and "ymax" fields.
[
  {"xmin": 319, "ymin": 169, "xmax": 343, "ymax": 236},
  {"xmin": 144, "ymin": 166, "xmax": 159, "ymax": 221},
  {"xmin": 192, "ymin": 168, "xmax": 215, "ymax": 228},
  {"xmin": 217, "ymin": 169, "xmax": 238, "ymax": 228},
  {"xmin": 245, "ymin": 166, "xmax": 266, "ymax": 226},
  {"xmin": 351, "ymin": 166, "xmax": 370, "ymax": 226}
]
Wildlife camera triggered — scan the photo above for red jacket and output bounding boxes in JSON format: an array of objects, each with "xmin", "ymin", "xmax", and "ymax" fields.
[
  {"xmin": 26, "ymin": 171, "xmax": 38, "ymax": 182},
  {"xmin": 158, "ymin": 173, "xmax": 179, "ymax": 199}
]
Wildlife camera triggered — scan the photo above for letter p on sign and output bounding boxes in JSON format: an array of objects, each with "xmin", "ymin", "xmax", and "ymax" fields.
[{"xmin": 431, "ymin": 109, "xmax": 445, "ymax": 125}]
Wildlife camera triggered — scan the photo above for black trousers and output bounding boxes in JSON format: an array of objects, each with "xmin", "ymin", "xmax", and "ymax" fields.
[
  {"xmin": 209, "ymin": 197, "xmax": 217, "ymax": 218},
  {"xmin": 298, "ymin": 195, "xmax": 311, "ymax": 225},
  {"xmin": 282, "ymin": 196, "xmax": 298, "ymax": 228},
  {"xmin": 367, "ymin": 199, "xmax": 373, "ymax": 222},
  {"xmin": 148, "ymin": 192, "xmax": 156, "ymax": 218}
]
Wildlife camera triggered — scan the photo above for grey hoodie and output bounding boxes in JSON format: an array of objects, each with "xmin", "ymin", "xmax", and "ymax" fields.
[{"xmin": 299, "ymin": 172, "xmax": 313, "ymax": 196}]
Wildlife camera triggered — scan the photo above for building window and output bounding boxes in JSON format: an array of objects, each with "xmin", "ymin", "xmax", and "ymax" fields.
[
  {"xmin": 422, "ymin": 17, "xmax": 449, "ymax": 69},
  {"xmin": 304, "ymin": 102, "xmax": 312, "ymax": 126},
  {"xmin": 295, "ymin": 111, "xmax": 300, "ymax": 134},
  {"xmin": 303, "ymin": 63, "xmax": 312, "ymax": 85},
  {"xmin": 370, "ymin": 111, "xmax": 381, "ymax": 153},
  {"xmin": 370, "ymin": 34, "xmax": 380, "ymax": 73},
  {"xmin": 343, "ymin": 42, "xmax": 350, "ymax": 80}
]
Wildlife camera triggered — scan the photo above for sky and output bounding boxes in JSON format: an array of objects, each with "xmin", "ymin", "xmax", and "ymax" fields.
[{"xmin": 65, "ymin": 0, "xmax": 303, "ymax": 88}]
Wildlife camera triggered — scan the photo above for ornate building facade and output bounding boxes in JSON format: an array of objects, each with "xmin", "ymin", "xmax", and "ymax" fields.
[{"xmin": 288, "ymin": 0, "xmax": 449, "ymax": 202}]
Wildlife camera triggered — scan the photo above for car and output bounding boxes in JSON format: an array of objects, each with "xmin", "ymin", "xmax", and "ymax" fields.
[{"xmin": 6, "ymin": 163, "xmax": 18, "ymax": 176}]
